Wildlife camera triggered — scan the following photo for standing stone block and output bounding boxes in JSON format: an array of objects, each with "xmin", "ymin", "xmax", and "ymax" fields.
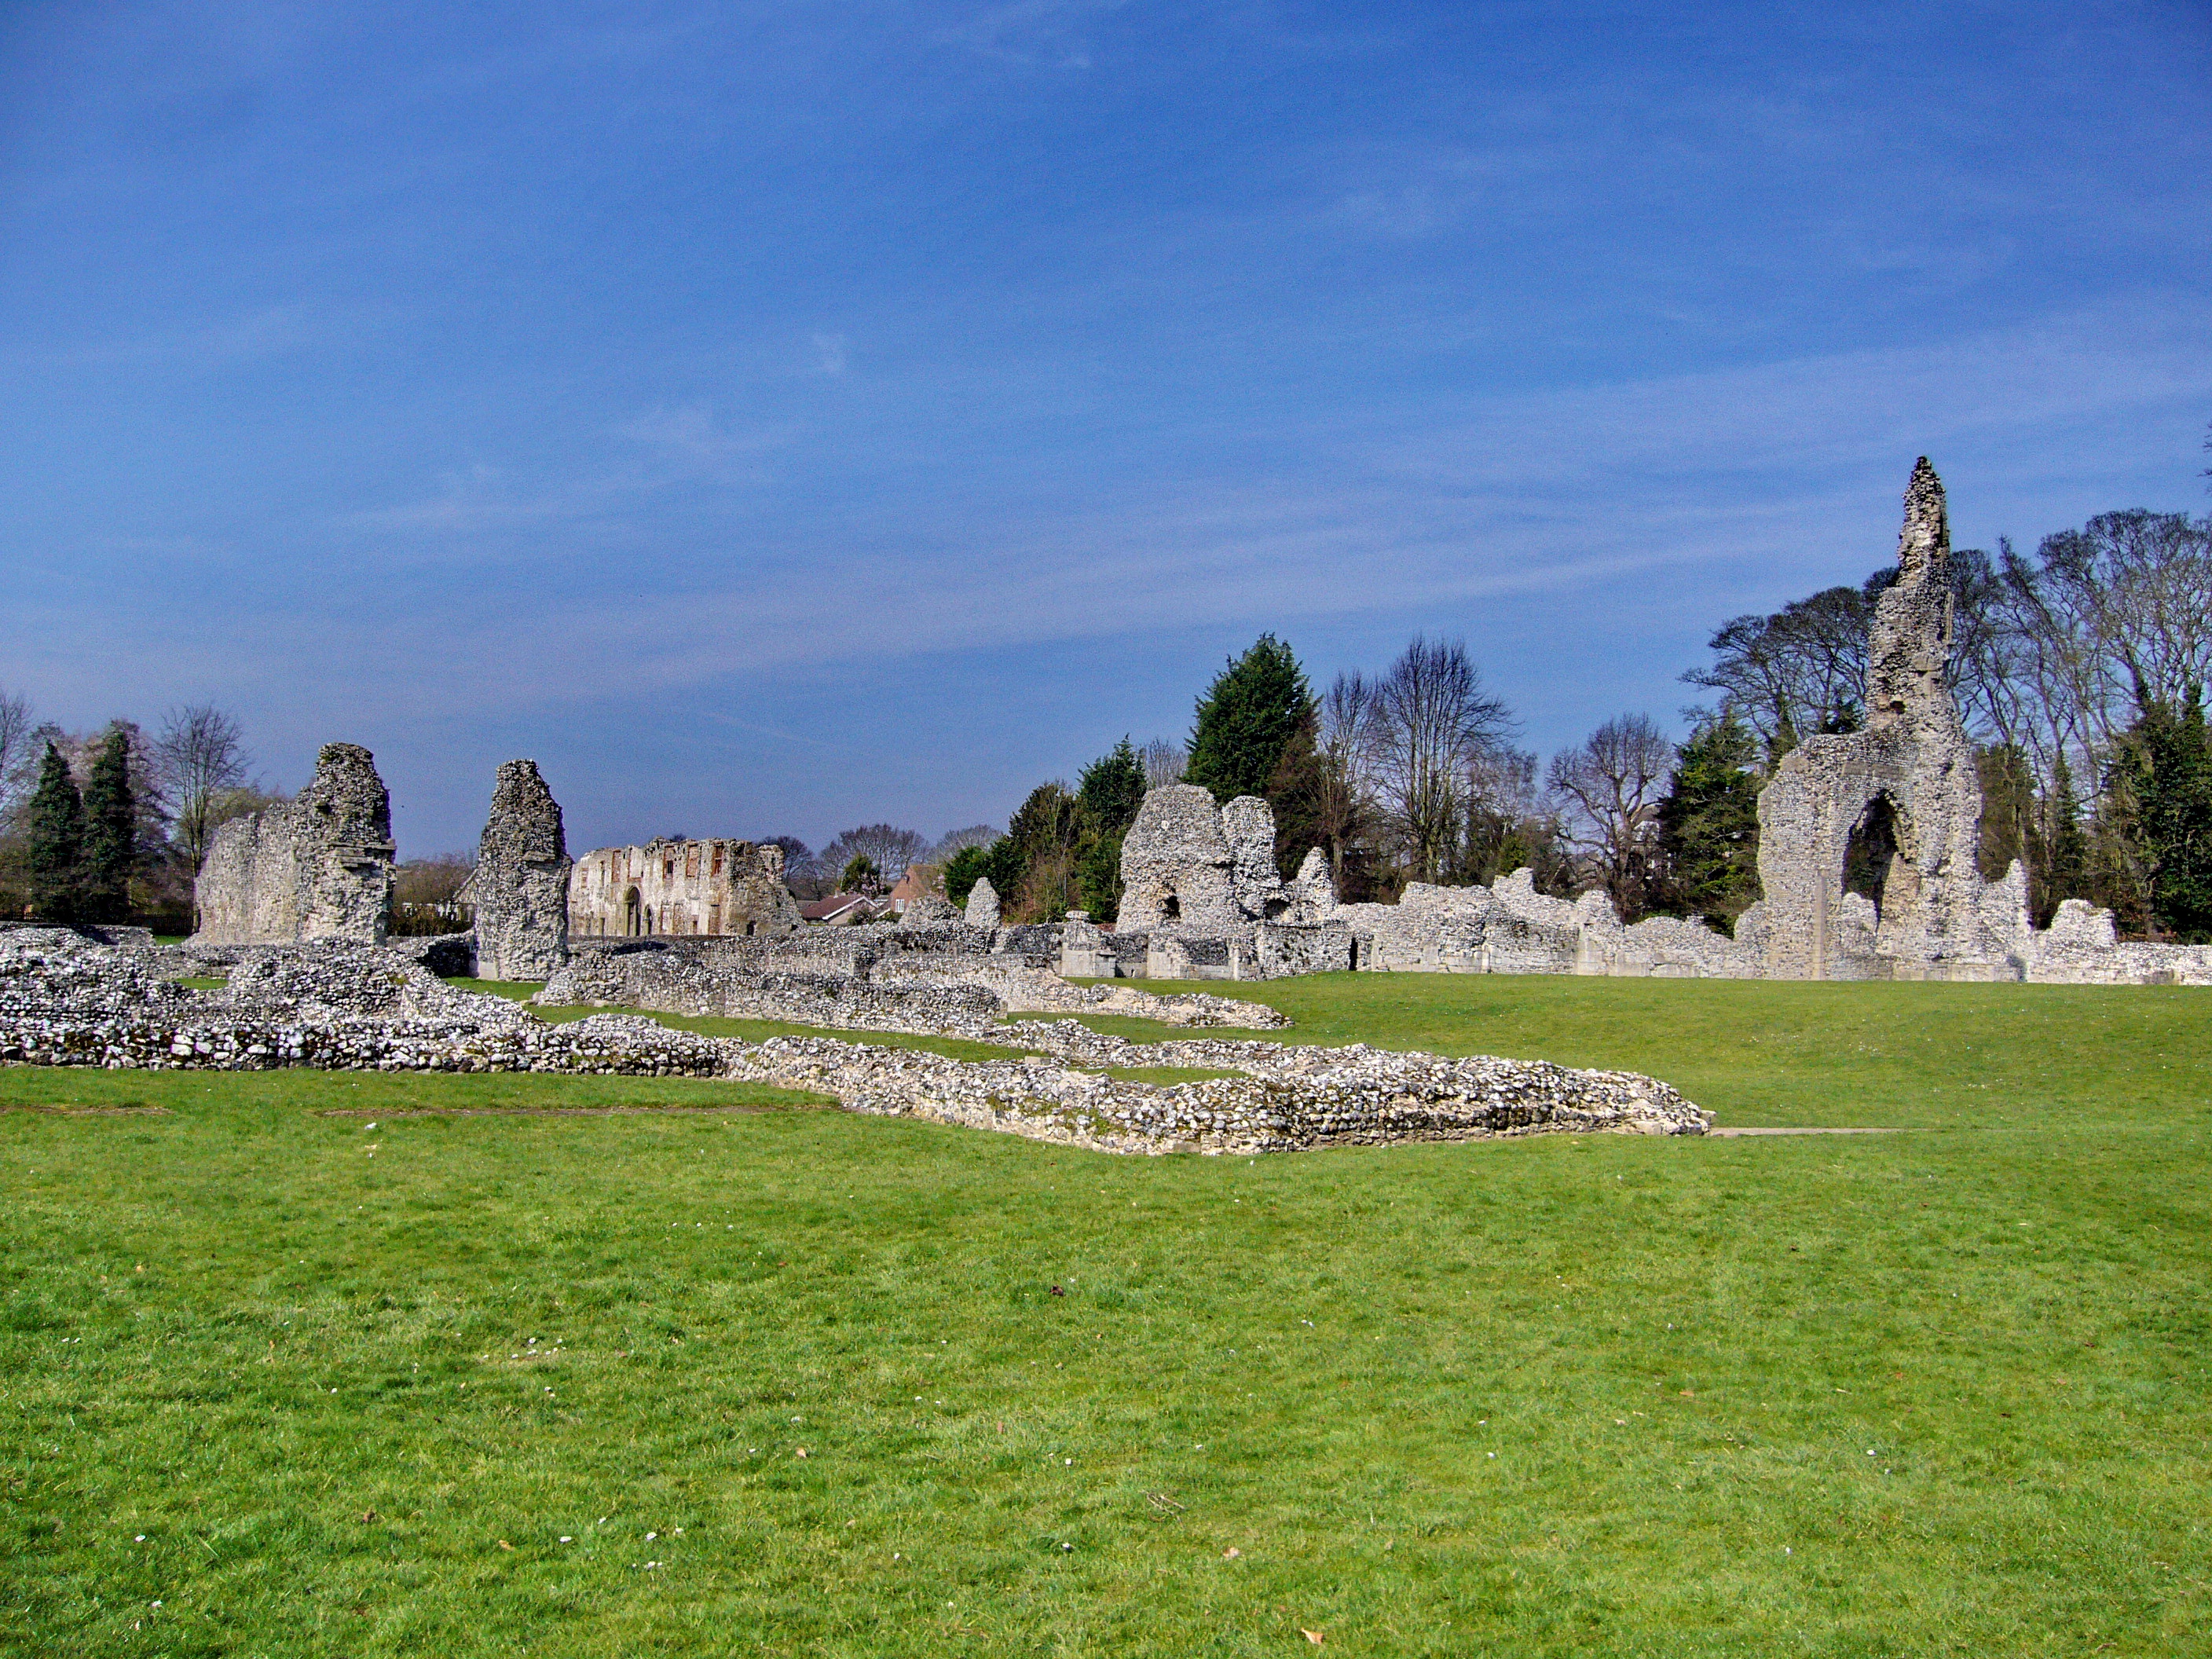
[
  {"xmin": 964, "ymin": 876, "xmax": 1002, "ymax": 929},
  {"xmin": 472, "ymin": 760, "xmax": 572, "ymax": 981},
  {"xmin": 190, "ymin": 744, "xmax": 396, "ymax": 945}
]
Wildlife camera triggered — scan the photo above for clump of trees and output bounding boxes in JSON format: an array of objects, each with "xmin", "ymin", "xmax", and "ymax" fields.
[
  {"xmin": 0, "ymin": 695, "xmax": 267, "ymax": 928},
  {"xmin": 390, "ymin": 853, "xmax": 477, "ymax": 936},
  {"xmin": 944, "ymin": 738, "xmax": 1148, "ymax": 922}
]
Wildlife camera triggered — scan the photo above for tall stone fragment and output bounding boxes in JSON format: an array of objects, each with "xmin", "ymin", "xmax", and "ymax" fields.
[
  {"xmin": 1118, "ymin": 784, "xmax": 1241, "ymax": 930},
  {"xmin": 964, "ymin": 876, "xmax": 1002, "ymax": 929},
  {"xmin": 1221, "ymin": 796, "xmax": 1288, "ymax": 920},
  {"xmin": 190, "ymin": 743, "xmax": 396, "ymax": 944},
  {"xmin": 1753, "ymin": 459, "xmax": 1996, "ymax": 978},
  {"xmin": 471, "ymin": 760, "xmax": 572, "ymax": 980}
]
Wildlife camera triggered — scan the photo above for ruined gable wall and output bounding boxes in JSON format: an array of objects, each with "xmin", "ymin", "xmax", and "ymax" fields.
[
  {"xmin": 1755, "ymin": 460, "xmax": 1992, "ymax": 979},
  {"xmin": 190, "ymin": 744, "xmax": 394, "ymax": 946}
]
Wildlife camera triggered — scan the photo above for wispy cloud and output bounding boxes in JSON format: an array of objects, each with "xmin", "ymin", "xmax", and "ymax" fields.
[{"xmin": 938, "ymin": 0, "xmax": 1124, "ymax": 66}]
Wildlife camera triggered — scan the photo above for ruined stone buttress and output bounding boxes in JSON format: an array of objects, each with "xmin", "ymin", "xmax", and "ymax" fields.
[{"xmin": 470, "ymin": 760, "xmax": 573, "ymax": 980}]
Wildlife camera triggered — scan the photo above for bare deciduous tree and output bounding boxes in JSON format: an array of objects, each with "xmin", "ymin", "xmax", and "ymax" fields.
[
  {"xmin": 156, "ymin": 704, "xmax": 251, "ymax": 873},
  {"xmin": 1141, "ymin": 738, "xmax": 1186, "ymax": 790},
  {"xmin": 815, "ymin": 824, "xmax": 928, "ymax": 888},
  {"xmin": 1371, "ymin": 637, "xmax": 1517, "ymax": 883},
  {"xmin": 0, "ymin": 687, "xmax": 34, "ymax": 816},
  {"xmin": 930, "ymin": 824, "xmax": 999, "ymax": 861},
  {"xmin": 1312, "ymin": 672, "xmax": 1382, "ymax": 882},
  {"xmin": 1547, "ymin": 715, "xmax": 1675, "ymax": 918}
]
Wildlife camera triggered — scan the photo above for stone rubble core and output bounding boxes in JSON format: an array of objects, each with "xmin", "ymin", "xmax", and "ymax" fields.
[
  {"xmin": 465, "ymin": 759, "xmax": 573, "ymax": 980},
  {"xmin": 533, "ymin": 928, "xmax": 1293, "ymax": 1036},
  {"xmin": 189, "ymin": 743, "xmax": 397, "ymax": 946},
  {"xmin": 0, "ymin": 931, "xmax": 727, "ymax": 1077},
  {"xmin": 0, "ymin": 929, "xmax": 1707, "ymax": 1153},
  {"xmin": 1101, "ymin": 461, "xmax": 2212, "ymax": 988}
]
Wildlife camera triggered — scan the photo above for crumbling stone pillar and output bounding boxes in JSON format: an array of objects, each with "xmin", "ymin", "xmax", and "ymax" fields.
[
  {"xmin": 472, "ymin": 760, "xmax": 572, "ymax": 980},
  {"xmin": 1119, "ymin": 784, "xmax": 1240, "ymax": 930}
]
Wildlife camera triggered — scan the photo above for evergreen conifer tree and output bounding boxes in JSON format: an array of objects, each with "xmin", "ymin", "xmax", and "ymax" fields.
[
  {"xmin": 24, "ymin": 742, "xmax": 85, "ymax": 921},
  {"xmin": 1075, "ymin": 738, "xmax": 1146, "ymax": 837},
  {"xmin": 2038, "ymin": 753, "xmax": 2089, "ymax": 923},
  {"xmin": 79, "ymin": 727, "xmax": 137, "ymax": 922},
  {"xmin": 2111, "ymin": 681, "xmax": 2212, "ymax": 941},
  {"xmin": 1654, "ymin": 715, "xmax": 1762, "ymax": 927},
  {"xmin": 1184, "ymin": 635, "xmax": 1315, "ymax": 804}
]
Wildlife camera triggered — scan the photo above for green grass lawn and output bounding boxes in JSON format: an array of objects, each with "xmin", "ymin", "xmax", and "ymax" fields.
[{"xmin": 2, "ymin": 974, "xmax": 2207, "ymax": 1656}]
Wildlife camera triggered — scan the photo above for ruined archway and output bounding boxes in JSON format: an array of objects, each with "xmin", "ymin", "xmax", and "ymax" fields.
[
  {"xmin": 1844, "ymin": 793, "xmax": 1903, "ymax": 917},
  {"xmin": 623, "ymin": 886, "xmax": 641, "ymax": 936}
]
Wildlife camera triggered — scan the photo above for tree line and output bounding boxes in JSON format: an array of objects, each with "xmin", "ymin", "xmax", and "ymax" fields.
[
  {"xmin": 0, "ymin": 698, "xmax": 266, "ymax": 926},
  {"xmin": 931, "ymin": 482, "xmax": 2210, "ymax": 942}
]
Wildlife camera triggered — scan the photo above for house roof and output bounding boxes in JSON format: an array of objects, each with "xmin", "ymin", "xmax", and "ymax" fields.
[{"xmin": 798, "ymin": 892, "xmax": 876, "ymax": 923}]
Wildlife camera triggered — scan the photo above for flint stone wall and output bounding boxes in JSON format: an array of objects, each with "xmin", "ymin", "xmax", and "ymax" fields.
[
  {"xmin": 1, "ymin": 930, "xmax": 1705, "ymax": 1153},
  {"xmin": 569, "ymin": 837, "xmax": 799, "ymax": 940},
  {"xmin": 191, "ymin": 744, "xmax": 395, "ymax": 946},
  {"xmin": 471, "ymin": 759, "xmax": 572, "ymax": 980},
  {"xmin": 963, "ymin": 877, "xmax": 1002, "ymax": 929}
]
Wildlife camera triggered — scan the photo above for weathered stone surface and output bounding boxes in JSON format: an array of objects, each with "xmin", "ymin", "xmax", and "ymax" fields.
[
  {"xmin": 1221, "ymin": 796, "xmax": 1287, "ymax": 920},
  {"xmin": 190, "ymin": 744, "xmax": 395, "ymax": 945},
  {"xmin": 1755, "ymin": 460, "xmax": 1995, "ymax": 979},
  {"xmin": 963, "ymin": 877, "xmax": 1002, "ymax": 929},
  {"xmin": 471, "ymin": 760, "xmax": 572, "ymax": 980},
  {"xmin": 569, "ymin": 838, "xmax": 798, "ymax": 939},
  {"xmin": 2, "ymin": 928, "xmax": 1709, "ymax": 1152},
  {"xmin": 900, "ymin": 893, "xmax": 961, "ymax": 926},
  {"xmin": 1119, "ymin": 785, "xmax": 1240, "ymax": 931}
]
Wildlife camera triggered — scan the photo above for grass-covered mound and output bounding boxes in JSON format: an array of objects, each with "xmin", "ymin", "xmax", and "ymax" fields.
[{"xmin": 1, "ymin": 975, "xmax": 2205, "ymax": 1656}]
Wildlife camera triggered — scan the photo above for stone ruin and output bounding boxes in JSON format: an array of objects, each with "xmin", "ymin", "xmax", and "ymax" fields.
[
  {"xmin": 467, "ymin": 759, "xmax": 572, "ymax": 980},
  {"xmin": 1098, "ymin": 462, "xmax": 2210, "ymax": 987},
  {"xmin": 962, "ymin": 876, "xmax": 1001, "ymax": 929},
  {"xmin": 0, "ymin": 925, "xmax": 1708, "ymax": 1153},
  {"xmin": 1053, "ymin": 786, "xmax": 1346, "ymax": 981},
  {"xmin": 568, "ymin": 837, "xmax": 799, "ymax": 940},
  {"xmin": 190, "ymin": 744, "xmax": 396, "ymax": 946},
  {"xmin": 1749, "ymin": 458, "xmax": 2009, "ymax": 980}
]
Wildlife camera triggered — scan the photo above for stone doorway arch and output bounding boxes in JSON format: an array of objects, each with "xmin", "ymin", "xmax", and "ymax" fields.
[
  {"xmin": 1844, "ymin": 791, "xmax": 1918, "ymax": 924},
  {"xmin": 623, "ymin": 886, "xmax": 642, "ymax": 936}
]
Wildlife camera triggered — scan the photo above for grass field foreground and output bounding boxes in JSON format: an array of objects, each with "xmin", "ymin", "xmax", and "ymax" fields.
[{"xmin": 1, "ymin": 974, "xmax": 2207, "ymax": 1656}]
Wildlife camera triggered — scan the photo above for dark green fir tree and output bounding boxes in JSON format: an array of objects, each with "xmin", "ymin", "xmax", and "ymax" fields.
[
  {"xmin": 1655, "ymin": 714, "xmax": 1763, "ymax": 928},
  {"xmin": 1184, "ymin": 635, "xmax": 1316, "ymax": 804},
  {"xmin": 79, "ymin": 727, "xmax": 138, "ymax": 922},
  {"xmin": 24, "ymin": 742, "xmax": 85, "ymax": 921}
]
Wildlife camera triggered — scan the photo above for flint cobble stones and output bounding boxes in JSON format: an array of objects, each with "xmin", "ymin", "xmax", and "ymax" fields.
[{"xmin": 1, "ymin": 929, "xmax": 1708, "ymax": 1152}]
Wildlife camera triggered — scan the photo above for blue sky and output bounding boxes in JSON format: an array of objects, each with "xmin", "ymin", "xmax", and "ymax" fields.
[{"xmin": 3, "ymin": 2, "xmax": 2208, "ymax": 857}]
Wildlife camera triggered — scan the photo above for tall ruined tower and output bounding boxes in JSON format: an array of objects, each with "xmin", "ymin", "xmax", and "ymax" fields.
[{"xmin": 1750, "ymin": 459, "xmax": 1995, "ymax": 978}]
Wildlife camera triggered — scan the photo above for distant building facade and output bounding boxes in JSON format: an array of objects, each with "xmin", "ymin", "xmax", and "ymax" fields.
[{"xmin": 568, "ymin": 838, "xmax": 800, "ymax": 939}]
